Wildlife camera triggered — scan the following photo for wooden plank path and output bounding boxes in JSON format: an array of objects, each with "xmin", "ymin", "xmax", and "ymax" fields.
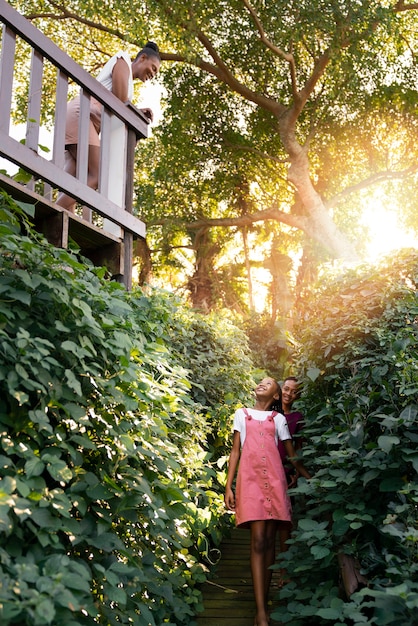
[{"xmin": 195, "ymin": 529, "xmax": 283, "ymax": 626}]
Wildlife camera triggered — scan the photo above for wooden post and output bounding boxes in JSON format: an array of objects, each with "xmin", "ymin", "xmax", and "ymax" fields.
[
  {"xmin": 0, "ymin": 25, "xmax": 15, "ymax": 133},
  {"xmin": 122, "ymin": 128, "xmax": 138, "ymax": 290},
  {"xmin": 338, "ymin": 552, "xmax": 368, "ymax": 598}
]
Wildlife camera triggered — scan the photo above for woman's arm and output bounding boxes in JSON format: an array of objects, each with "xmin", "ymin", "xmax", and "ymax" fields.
[
  {"xmin": 283, "ymin": 439, "xmax": 311, "ymax": 479},
  {"xmin": 112, "ymin": 58, "xmax": 154, "ymax": 121},
  {"xmin": 224, "ymin": 430, "xmax": 241, "ymax": 510},
  {"xmin": 111, "ymin": 57, "xmax": 131, "ymax": 102}
]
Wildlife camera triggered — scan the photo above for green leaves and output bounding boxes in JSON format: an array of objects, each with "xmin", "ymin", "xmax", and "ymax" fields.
[
  {"xmin": 274, "ymin": 251, "xmax": 418, "ymax": 625},
  {"xmin": 377, "ymin": 435, "xmax": 400, "ymax": 453},
  {"xmin": 0, "ymin": 193, "xmax": 235, "ymax": 625}
]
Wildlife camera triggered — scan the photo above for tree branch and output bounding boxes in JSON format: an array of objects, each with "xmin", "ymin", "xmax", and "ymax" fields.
[
  {"xmin": 223, "ymin": 141, "xmax": 289, "ymax": 165},
  {"xmin": 327, "ymin": 164, "xmax": 418, "ymax": 207},
  {"xmin": 152, "ymin": 1, "xmax": 285, "ymax": 115},
  {"xmin": 241, "ymin": 0, "xmax": 298, "ymax": 99},
  {"xmin": 241, "ymin": 0, "xmax": 292, "ymax": 62},
  {"xmin": 149, "ymin": 206, "xmax": 309, "ymax": 232},
  {"xmin": 26, "ymin": 1, "xmax": 132, "ymax": 45},
  {"xmin": 287, "ymin": 2, "xmax": 413, "ymax": 124},
  {"xmin": 191, "ymin": 28, "xmax": 285, "ymax": 115},
  {"xmin": 394, "ymin": 1, "xmax": 418, "ymax": 10}
]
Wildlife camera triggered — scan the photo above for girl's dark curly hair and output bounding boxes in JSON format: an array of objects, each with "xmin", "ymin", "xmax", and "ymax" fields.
[{"xmin": 269, "ymin": 379, "xmax": 282, "ymax": 413}]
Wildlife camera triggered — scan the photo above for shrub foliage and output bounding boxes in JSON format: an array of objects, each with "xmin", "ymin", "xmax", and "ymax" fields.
[
  {"xmin": 273, "ymin": 252, "xmax": 418, "ymax": 625},
  {"xmin": 0, "ymin": 192, "xmax": 252, "ymax": 625}
]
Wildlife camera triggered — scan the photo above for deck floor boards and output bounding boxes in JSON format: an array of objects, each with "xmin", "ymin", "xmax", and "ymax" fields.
[{"xmin": 195, "ymin": 529, "xmax": 283, "ymax": 626}]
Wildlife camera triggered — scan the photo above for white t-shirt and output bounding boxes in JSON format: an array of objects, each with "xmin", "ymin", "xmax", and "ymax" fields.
[
  {"xmin": 233, "ymin": 407, "xmax": 291, "ymax": 447},
  {"xmin": 95, "ymin": 51, "xmax": 134, "ymax": 101}
]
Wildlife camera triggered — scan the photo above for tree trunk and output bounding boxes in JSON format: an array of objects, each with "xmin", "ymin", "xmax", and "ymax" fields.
[
  {"xmin": 279, "ymin": 114, "xmax": 359, "ymax": 262},
  {"xmin": 134, "ymin": 237, "xmax": 152, "ymax": 285},
  {"xmin": 187, "ymin": 229, "xmax": 219, "ymax": 311},
  {"xmin": 242, "ymin": 227, "xmax": 254, "ymax": 311},
  {"xmin": 265, "ymin": 244, "xmax": 293, "ymax": 322}
]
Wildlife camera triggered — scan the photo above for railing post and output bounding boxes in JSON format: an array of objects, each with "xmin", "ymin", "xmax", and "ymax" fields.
[
  {"xmin": 26, "ymin": 48, "xmax": 43, "ymax": 151},
  {"xmin": 53, "ymin": 69, "xmax": 68, "ymax": 171},
  {"xmin": 26, "ymin": 48, "xmax": 43, "ymax": 191},
  {"xmin": 101, "ymin": 112, "xmax": 127, "ymax": 239},
  {"xmin": 123, "ymin": 128, "xmax": 138, "ymax": 290}
]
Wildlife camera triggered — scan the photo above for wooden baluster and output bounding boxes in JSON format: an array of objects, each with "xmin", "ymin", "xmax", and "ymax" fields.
[
  {"xmin": 48, "ymin": 68, "xmax": 68, "ymax": 202},
  {"xmin": 98, "ymin": 105, "xmax": 111, "ymax": 199},
  {"xmin": 26, "ymin": 48, "xmax": 43, "ymax": 191},
  {"xmin": 77, "ymin": 87, "xmax": 91, "ymax": 221},
  {"xmin": 53, "ymin": 68, "xmax": 68, "ymax": 171},
  {"xmin": 0, "ymin": 25, "xmax": 15, "ymax": 134}
]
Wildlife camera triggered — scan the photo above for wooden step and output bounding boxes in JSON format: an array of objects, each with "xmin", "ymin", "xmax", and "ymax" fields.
[{"xmin": 195, "ymin": 529, "xmax": 284, "ymax": 625}]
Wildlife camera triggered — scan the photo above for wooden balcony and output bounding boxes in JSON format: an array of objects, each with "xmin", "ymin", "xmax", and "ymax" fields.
[{"xmin": 0, "ymin": 0, "xmax": 150, "ymax": 289}]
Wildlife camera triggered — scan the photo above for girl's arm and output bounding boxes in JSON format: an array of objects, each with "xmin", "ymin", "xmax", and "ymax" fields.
[
  {"xmin": 283, "ymin": 439, "xmax": 311, "ymax": 479},
  {"xmin": 224, "ymin": 430, "xmax": 241, "ymax": 511}
]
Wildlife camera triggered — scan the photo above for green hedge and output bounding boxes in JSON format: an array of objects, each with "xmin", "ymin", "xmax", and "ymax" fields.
[
  {"xmin": 0, "ymin": 192, "xmax": 250, "ymax": 625},
  {"xmin": 272, "ymin": 251, "xmax": 418, "ymax": 625}
]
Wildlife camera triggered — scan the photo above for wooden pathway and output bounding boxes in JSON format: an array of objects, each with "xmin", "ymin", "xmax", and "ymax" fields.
[{"xmin": 195, "ymin": 529, "xmax": 283, "ymax": 626}]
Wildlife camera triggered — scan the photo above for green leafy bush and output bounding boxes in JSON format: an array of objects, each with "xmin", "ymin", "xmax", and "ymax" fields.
[
  {"xmin": 0, "ymin": 192, "xmax": 247, "ymax": 625},
  {"xmin": 239, "ymin": 312, "xmax": 290, "ymax": 382},
  {"xmin": 166, "ymin": 309, "xmax": 255, "ymax": 445},
  {"xmin": 272, "ymin": 251, "xmax": 418, "ymax": 625}
]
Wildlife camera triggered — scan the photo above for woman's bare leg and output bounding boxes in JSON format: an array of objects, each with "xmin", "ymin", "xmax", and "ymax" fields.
[
  {"xmin": 56, "ymin": 145, "xmax": 100, "ymax": 212},
  {"xmin": 56, "ymin": 146, "xmax": 77, "ymax": 212},
  {"xmin": 87, "ymin": 145, "xmax": 100, "ymax": 191}
]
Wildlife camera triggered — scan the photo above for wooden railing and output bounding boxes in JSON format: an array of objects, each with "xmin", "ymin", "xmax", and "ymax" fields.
[{"xmin": 0, "ymin": 0, "xmax": 150, "ymax": 288}]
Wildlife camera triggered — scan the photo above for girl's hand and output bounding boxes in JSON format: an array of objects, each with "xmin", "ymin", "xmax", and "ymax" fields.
[
  {"xmin": 224, "ymin": 487, "xmax": 235, "ymax": 511},
  {"xmin": 288, "ymin": 471, "xmax": 300, "ymax": 489}
]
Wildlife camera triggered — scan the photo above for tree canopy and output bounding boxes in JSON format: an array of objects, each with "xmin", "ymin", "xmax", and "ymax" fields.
[{"xmin": 9, "ymin": 0, "xmax": 418, "ymax": 312}]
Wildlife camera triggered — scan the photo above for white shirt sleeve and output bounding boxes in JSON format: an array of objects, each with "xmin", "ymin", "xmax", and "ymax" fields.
[
  {"xmin": 232, "ymin": 408, "xmax": 246, "ymax": 447},
  {"xmin": 275, "ymin": 413, "xmax": 291, "ymax": 442}
]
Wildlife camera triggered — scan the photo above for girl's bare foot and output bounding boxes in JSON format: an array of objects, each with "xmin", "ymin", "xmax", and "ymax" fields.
[{"xmin": 255, "ymin": 613, "xmax": 269, "ymax": 626}]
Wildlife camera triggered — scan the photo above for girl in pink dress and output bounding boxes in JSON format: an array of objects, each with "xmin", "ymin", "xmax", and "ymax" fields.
[{"xmin": 224, "ymin": 377, "xmax": 311, "ymax": 626}]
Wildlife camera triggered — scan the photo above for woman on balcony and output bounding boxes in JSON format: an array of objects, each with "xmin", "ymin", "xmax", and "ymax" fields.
[{"xmin": 57, "ymin": 42, "xmax": 161, "ymax": 212}]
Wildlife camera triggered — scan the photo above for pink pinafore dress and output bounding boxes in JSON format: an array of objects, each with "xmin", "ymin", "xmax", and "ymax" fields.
[{"xmin": 235, "ymin": 409, "xmax": 292, "ymax": 528}]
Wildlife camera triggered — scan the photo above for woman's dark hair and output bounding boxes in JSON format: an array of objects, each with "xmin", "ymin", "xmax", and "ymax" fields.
[
  {"xmin": 269, "ymin": 379, "xmax": 282, "ymax": 413},
  {"xmin": 136, "ymin": 41, "xmax": 161, "ymax": 61},
  {"xmin": 284, "ymin": 376, "xmax": 299, "ymax": 384}
]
